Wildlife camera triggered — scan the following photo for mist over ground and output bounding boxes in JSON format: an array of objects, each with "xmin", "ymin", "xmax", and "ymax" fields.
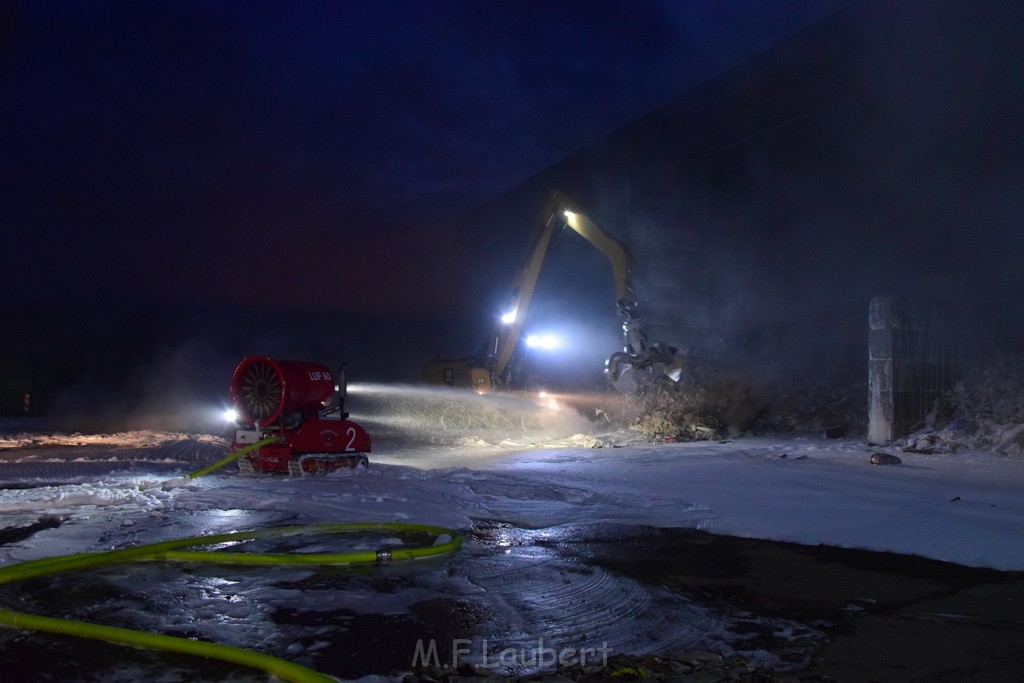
[
  {"xmin": 5, "ymin": 1, "xmax": 1023, "ymax": 440},
  {"xmin": 619, "ymin": 0, "xmax": 1024, "ymax": 430},
  {"xmin": 698, "ymin": 1, "xmax": 1024, "ymax": 360},
  {"xmin": 7, "ymin": 306, "xmax": 490, "ymax": 432}
]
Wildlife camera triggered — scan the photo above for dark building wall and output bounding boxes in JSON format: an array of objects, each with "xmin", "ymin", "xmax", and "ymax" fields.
[{"xmin": 453, "ymin": 0, "xmax": 1024, "ymax": 385}]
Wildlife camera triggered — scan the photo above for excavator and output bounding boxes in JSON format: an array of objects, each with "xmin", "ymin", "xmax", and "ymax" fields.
[{"xmin": 422, "ymin": 189, "xmax": 685, "ymax": 394}]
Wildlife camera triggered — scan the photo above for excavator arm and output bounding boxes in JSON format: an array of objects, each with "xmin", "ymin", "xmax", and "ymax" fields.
[{"xmin": 490, "ymin": 189, "xmax": 684, "ymax": 392}]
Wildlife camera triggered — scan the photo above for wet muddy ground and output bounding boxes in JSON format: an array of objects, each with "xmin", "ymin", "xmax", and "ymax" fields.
[
  {"xmin": 562, "ymin": 526, "xmax": 1024, "ymax": 682},
  {"xmin": 2, "ymin": 520, "xmax": 1023, "ymax": 681}
]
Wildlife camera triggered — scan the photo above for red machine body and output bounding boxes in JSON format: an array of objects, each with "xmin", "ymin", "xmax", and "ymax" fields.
[{"xmin": 228, "ymin": 356, "xmax": 370, "ymax": 476}]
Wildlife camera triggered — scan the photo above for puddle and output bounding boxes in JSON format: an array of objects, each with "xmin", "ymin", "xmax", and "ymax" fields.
[
  {"xmin": 0, "ymin": 519, "xmax": 827, "ymax": 680},
  {"xmin": 0, "ymin": 515, "xmax": 64, "ymax": 545}
]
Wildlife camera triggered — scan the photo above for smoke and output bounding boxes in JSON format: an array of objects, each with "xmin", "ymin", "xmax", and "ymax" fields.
[
  {"xmin": 23, "ymin": 1, "xmax": 1024, "ymax": 437},
  {"xmin": 678, "ymin": 0, "xmax": 1024, "ymax": 382},
  {"xmin": 345, "ymin": 383, "xmax": 595, "ymax": 447},
  {"xmin": 42, "ymin": 306, "xmax": 567, "ymax": 435},
  {"xmin": 51, "ymin": 335, "xmax": 239, "ymax": 434},
  {"xmin": 43, "ymin": 309, "xmax": 289, "ymax": 434},
  {"xmin": 442, "ymin": 0, "xmax": 1024, "ymax": 427}
]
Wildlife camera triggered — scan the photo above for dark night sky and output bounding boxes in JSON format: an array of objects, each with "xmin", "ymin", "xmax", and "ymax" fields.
[{"xmin": 0, "ymin": 0, "xmax": 853, "ymax": 317}]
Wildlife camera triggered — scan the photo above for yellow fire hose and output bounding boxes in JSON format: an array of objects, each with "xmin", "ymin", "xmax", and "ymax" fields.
[
  {"xmin": 0, "ymin": 437, "xmax": 464, "ymax": 682},
  {"xmin": 186, "ymin": 434, "xmax": 283, "ymax": 479},
  {"xmin": 0, "ymin": 522, "xmax": 463, "ymax": 681}
]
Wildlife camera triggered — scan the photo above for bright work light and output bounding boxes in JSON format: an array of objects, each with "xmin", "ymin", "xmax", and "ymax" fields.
[{"xmin": 525, "ymin": 333, "xmax": 561, "ymax": 350}]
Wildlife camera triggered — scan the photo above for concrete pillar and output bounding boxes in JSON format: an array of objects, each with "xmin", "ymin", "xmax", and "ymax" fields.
[{"xmin": 868, "ymin": 297, "xmax": 895, "ymax": 445}]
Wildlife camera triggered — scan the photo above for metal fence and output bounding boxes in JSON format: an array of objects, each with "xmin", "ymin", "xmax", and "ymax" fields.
[{"xmin": 867, "ymin": 297, "xmax": 983, "ymax": 444}]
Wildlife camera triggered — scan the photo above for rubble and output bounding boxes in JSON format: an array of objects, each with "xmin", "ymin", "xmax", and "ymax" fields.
[
  {"xmin": 753, "ymin": 375, "xmax": 867, "ymax": 436},
  {"xmin": 869, "ymin": 452, "xmax": 902, "ymax": 466},
  {"xmin": 457, "ymin": 434, "xmax": 607, "ymax": 449},
  {"xmin": 461, "ymin": 349, "xmax": 1019, "ymax": 454},
  {"xmin": 549, "ymin": 433, "xmax": 605, "ymax": 448},
  {"xmin": 456, "ymin": 436, "xmax": 494, "ymax": 447},
  {"xmin": 901, "ymin": 352, "xmax": 1024, "ymax": 455},
  {"xmin": 624, "ymin": 362, "xmax": 866, "ymax": 442},
  {"xmin": 624, "ymin": 347, "xmax": 1024, "ymax": 453},
  {"xmin": 625, "ymin": 384, "xmax": 723, "ymax": 442}
]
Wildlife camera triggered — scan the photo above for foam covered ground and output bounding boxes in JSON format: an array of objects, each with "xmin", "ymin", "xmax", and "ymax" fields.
[{"xmin": 2, "ymin": 388, "xmax": 1024, "ymax": 679}]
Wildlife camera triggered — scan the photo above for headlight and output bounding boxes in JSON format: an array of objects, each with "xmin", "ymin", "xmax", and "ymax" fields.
[{"xmin": 525, "ymin": 333, "xmax": 561, "ymax": 350}]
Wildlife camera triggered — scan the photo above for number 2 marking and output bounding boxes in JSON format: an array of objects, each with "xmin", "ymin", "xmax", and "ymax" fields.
[{"xmin": 346, "ymin": 427, "xmax": 358, "ymax": 451}]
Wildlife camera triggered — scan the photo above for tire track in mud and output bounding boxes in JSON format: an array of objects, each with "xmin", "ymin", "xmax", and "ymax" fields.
[{"xmin": 444, "ymin": 521, "xmax": 826, "ymax": 674}]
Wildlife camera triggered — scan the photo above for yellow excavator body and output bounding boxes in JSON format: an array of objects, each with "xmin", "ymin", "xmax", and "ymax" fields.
[
  {"xmin": 421, "ymin": 358, "xmax": 492, "ymax": 392},
  {"xmin": 424, "ymin": 189, "xmax": 683, "ymax": 393}
]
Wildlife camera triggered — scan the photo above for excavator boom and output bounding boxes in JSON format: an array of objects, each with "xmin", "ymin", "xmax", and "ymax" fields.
[
  {"xmin": 491, "ymin": 189, "xmax": 684, "ymax": 392},
  {"xmin": 424, "ymin": 189, "xmax": 685, "ymax": 393},
  {"xmin": 491, "ymin": 190, "xmax": 632, "ymax": 381}
]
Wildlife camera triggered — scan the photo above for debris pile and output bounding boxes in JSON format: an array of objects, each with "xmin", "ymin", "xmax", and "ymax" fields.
[
  {"xmin": 455, "ymin": 433, "xmax": 607, "ymax": 449},
  {"xmin": 625, "ymin": 365, "xmax": 867, "ymax": 443},
  {"xmin": 903, "ymin": 352, "xmax": 1024, "ymax": 455},
  {"xmin": 753, "ymin": 373, "xmax": 868, "ymax": 436},
  {"xmin": 626, "ymin": 384, "xmax": 724, "ymax": 442}
]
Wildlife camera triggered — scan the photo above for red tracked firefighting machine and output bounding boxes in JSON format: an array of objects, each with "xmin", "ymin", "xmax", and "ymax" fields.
[{"xmin": 228, "ymin": 356, "xmax": 370, "ymax": 476}]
